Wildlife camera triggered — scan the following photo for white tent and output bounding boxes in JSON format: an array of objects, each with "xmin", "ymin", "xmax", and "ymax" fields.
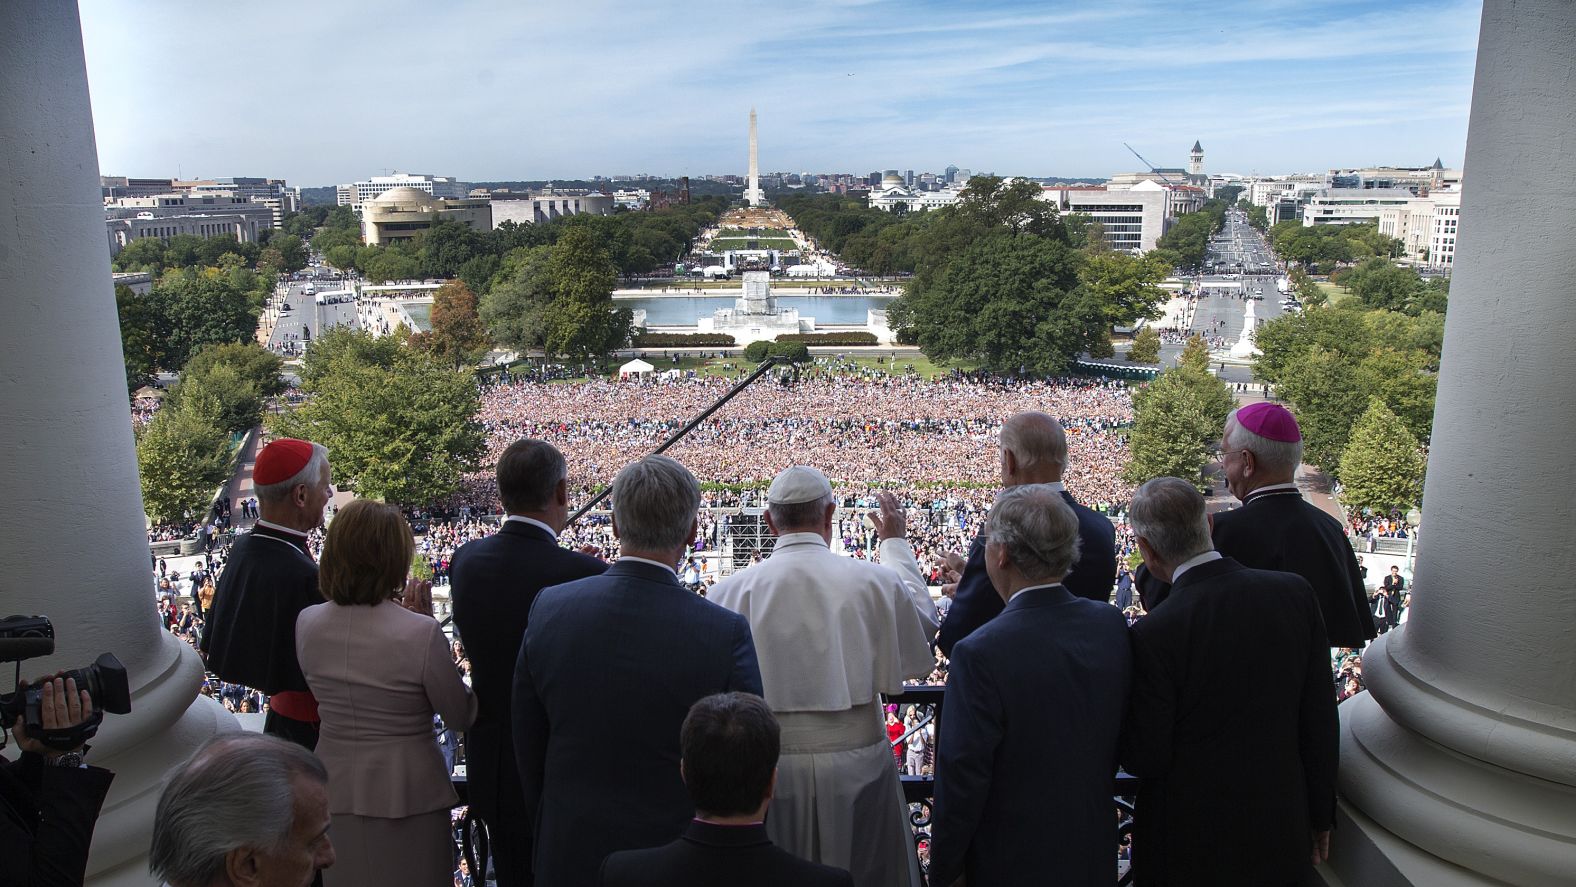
[{"xmin": 619, "ymin": 358, "xmax": 655, "ymax": 379}]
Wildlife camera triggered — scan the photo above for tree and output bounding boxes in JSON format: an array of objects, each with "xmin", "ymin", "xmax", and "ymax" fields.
[
  {"xmin": 1124, "ymin": 365, "xmax": 1237, "ymax": 487},
  {"xmin": 116, "ymin": 284, "xmax": 168, "ymax": 391},
  {"xmin": 1076, "ymin": 251, "xmax": 1169, "ymax": 329},
  {"xmin": 1273, "ymin": 346, "xmax": 1370, "ymax": 473},
  {"xmin": 152, "ymin": 268, "xmax": 260, "ymax": 370},
  {"xmin": 1128, "ymin": 326, "xmax": 1162, "ymax": 364},
  {"xmin": 184, "ymin": 342, "xmax": 287, "ymax": 399},
  {"xmin": 480, "ymin": 246, "xmax": 554, "ymax": 353},
  {"xmin": 1178, "ymin": 335, "xmax": 1212, "ymax": 373},
  {"xmin": 136, "ymin": 395, "xmax": 234, "ymax": 525},
  {"xmin": 171, "ymin": 360, "xmax": 265, "ymax": 436},
  {"xmin": 541, "ymin": 228, "xmax": 631, "ymax": 360},
  {"xmin": 1338, "ymin": 398, "xmax": 1426, "ymax": 512},
  {"xmin": 424, "ymin": 281, "xmax": 490, "ymax": 369},
  {"xmin": 363, "ymin": 250, "xmax": 421, "ymax": 284},
  {"xmin": 273, "ymin": 330, "xmax": 484, "ymax": 507}
]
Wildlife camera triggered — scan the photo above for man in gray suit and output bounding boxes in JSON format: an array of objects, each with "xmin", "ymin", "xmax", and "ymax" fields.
[{"xmin": 514, "ymin": 455, "xmax": 764, "ymax": 887}]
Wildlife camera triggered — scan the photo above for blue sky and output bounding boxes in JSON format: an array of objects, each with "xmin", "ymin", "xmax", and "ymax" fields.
[{"xmin": 79, "ymin": 0, "xmax": 1482, "ymax": 186}]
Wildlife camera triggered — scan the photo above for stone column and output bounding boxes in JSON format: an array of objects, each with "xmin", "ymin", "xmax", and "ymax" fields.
[
  {"xmin": 1328, "ymin": 2, "xmax": 1576, "ymax": 885},
  {"xmin": 0, "ymin": 4, "xmax": 233, "ymax": 886}
]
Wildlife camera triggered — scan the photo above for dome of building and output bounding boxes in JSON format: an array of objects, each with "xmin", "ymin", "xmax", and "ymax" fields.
[
  {"xmin": 371, "ymin": 186, "xmax": 438, "ymax": 209},
  {"xmin": 881, "ymin": 172, "xmax": 905, "ymax": 189}
]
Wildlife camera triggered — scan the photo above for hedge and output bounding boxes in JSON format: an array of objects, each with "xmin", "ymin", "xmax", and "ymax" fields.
[
  {"xmin": 773, "ymin": 332, "xmax": 880, "ymax": 346},
  {"xmin": 632, "ymin": 332, "xmax": 736, "ymax": 347}
]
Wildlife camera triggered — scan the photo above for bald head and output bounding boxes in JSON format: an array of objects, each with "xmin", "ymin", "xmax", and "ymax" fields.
[{"xmin": 1000, "ymin": 411, "xmax": 1068, "ymax": 485}]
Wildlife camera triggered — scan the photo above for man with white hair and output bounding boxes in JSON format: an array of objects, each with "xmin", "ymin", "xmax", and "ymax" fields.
[
  {"xmin": 929, "ymin": 484, "xmax": 1131, "ymax": 887},
  {"xmin": 514, "ymin": 454, "xmax": 763, "ymax": 887},
  {"xmin": 709, "ymin": 466, "xmax": 937, "ymax": 887},
  {"xmin": 149, "ymin": 732, "xmax": 335, "ymax": 887},
  {"xmin": 202, "ymin": 438, "xmax": 333, "ymax": 749},
  {"xmin": 937, "ymin": 411, "xmax": 1118, "ymax": 657},
  {"xmin": 1207, "ymin": 403, "xmax": 1374, "ymax": 648},
  {"xmin": 1121, "ymin": 477, "xmax": 1338, "ymax": 886}
]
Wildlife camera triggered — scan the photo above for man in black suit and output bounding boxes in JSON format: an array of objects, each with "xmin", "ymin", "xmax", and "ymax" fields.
[
  {"xmin": 937, "ymin": 411, "xmax": 1118, "ymax": 656},
  {"xmin": 514, "ymin": 455, "xmax": 764, "ymax": 887},
  {"xmin": 451, "ymin": 439, "xmax": 606, "ymax": 887},
  {"xmin": 1122, "ymin": 478, "xmax": 1339, "ymax": 887},
  {"xmin": 930, "ymin": 484, "xmax": 1132, "ymax": 887},
  {"xmin": 600, "ymin": 693, "xmax": 852, "ymax": 887}
]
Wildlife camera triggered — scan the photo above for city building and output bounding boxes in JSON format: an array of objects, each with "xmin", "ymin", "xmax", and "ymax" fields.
[
  {"xmin": 1040, "ymin": 179, "xmax": 1204, "ymax": 252},
  {"xmin": 337, "ymin": 173, "xmax": 470, "ymax": 213},
  {"xmin": 1248, "ymin": 175, "xmax": 1326, "ymax": 207},
  {"xmin": 1106, "ymin": 141, "xmax": 1212, "ymax": 193},
  {"xmin": 100, "ymin": 176, "xmax": 176, "ymax": 200},
  {"xmin": 104, "ymin": 193, "xmax": 274, "ymax": 254},
  {"xmin": 488, "ymin": 189, "xmax": 614, "ymax": 226},
  {"xmin": 866, "ymin": 172, "xmax": 965, "ymax": 212},
  {"xmin": 1326, "ymin": 160, "xmax": 1461, "ymax": 192},
  {"xmin": 612, "ymin": 188, "xmax": 650, "ymax": 209},
  {"xmin": 360, "ymin": 186, "xmax": 491, "ymax": 245},
  {"xmin": 183, "ymin": 177, "xmax": 300, "ymax": 227},
  {"xmin": 1379, "ymin": 187, "xmax": 1463, "ymax": 269},
  {"xmin": 1301, "ymin": 188, "xmax": 1416, "ymax": 226}
]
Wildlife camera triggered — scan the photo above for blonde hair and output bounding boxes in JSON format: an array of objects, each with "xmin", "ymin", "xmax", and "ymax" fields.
[{"xmin": 319, "ymin": 499, "xmax": 414, "ymax": 606}]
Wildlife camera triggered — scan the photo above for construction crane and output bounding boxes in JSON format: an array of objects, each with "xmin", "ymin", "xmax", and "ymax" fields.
[{"xmin": 1122, "ymin": 142, "xmax": 1183, "ymax": 185}]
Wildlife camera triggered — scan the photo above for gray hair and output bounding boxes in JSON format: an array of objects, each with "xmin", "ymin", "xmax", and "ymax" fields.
[
  {"xmin": 1223, "ymin": 410, "xmax": 1303, "ymax": 475},
  {"xmin": 1130, "ymin": 477, "xmax": 1214, "ymax": 564},
  {"xmin": 1000, "ymin": 411, "xmax": 1068, "ymax": 472},
  {"xmin": 767, "ymin": 494, "xmax": 834, "ymax": 533},
  {"xmin": 254, "ymin": 442, "xmax": 330, "ymax": 505},
  {"xmin": 986, "ymin": 484, "xmax": 1081, "ymax": 582},
  {"xmin": 150, "ymin": 732, "xmax": 328, "ymax": 887},
  {"xmin": 611, "ymin": 455, "xmax": 700, "ymax": 551}
]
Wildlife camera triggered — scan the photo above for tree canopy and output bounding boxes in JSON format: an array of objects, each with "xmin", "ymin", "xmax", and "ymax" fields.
[
  {"xmin": 1338, "ymin": 397, "xmax": 1427, "ymax": 514},
  {"xmin": 135, "ymin": 394, "xmax": 235, "ymax": 525},
  {"xmin": 1124, "ymin": 364, "xmax": 1237, "ymax": 487}
]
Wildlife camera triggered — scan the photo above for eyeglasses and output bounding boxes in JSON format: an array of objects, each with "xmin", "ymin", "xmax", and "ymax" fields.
[{"xmin": 1218, "ymin": 449, "xmax": 1250, "ymax": 462}]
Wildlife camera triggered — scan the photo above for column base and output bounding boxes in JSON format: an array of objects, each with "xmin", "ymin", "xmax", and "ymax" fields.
[
  {"xmin": 1322, "ymin": 686, "xmax": 1576, "ymax": 886},
  {"xmin": 84, "ymin": 634, "xmax": 239, "ymax": 886}
]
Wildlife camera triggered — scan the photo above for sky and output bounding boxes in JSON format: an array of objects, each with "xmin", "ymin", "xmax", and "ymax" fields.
[{"xmin": 79, "ymin": 0, "xmax": 1483, "ymax": 187}]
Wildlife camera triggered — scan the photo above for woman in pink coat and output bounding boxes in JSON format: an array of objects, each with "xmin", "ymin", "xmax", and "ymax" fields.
[{"xmin": 297, "ymin": 499, "xmax": 477, "ymax": 887}]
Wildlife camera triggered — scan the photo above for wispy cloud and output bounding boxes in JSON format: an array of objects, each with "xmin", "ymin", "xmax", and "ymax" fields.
[{"xmin": 78, "ymin": 0, "xmax": 1481, "ymax": 183}]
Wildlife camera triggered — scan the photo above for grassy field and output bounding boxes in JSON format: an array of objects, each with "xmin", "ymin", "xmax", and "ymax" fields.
[
  {"xmin": 709, "ymin": 237, "xmax": 799, "ymax": 251},
  {"xmin": 1315, "ymin": 282, "xmax": 1352, "ymax": 305}
]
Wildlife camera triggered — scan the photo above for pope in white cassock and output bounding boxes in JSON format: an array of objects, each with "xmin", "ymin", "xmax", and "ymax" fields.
[{"xmin": 709, "ymin": 466, "xmax": 939, "ymax": 887}]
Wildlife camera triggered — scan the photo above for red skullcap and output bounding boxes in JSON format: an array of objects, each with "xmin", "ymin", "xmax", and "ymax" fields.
[
  {"xmin": 1235, "ymin": 402, "xmax": 1301, "ymax": 443},
  {"xmin": 254, "ymin": 438, "xmax": 315, "ymax": 485}
]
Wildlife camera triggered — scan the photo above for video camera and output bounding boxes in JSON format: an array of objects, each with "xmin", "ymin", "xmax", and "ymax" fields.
[{"xmin": 0, "ymin": 616, "xmax": 131, "ymax": 751}]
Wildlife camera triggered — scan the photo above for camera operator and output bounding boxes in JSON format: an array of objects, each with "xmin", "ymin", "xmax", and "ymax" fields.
[{"xmin": 1, "ymin": 674, "xmax": 114, "ymax": 887}]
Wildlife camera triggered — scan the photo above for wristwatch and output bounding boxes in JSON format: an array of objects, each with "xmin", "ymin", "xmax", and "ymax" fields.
[{"xmin": 46, "ymin": 751, "xmax": 86, "ymax": 768}]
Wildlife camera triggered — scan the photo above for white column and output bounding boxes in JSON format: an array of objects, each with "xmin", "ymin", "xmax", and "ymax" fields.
[
  {"xmin": 0, "ymin": 4, "xmax": 234, "ymax": 886},
  {"xmin": 1327, "ymin": 2, "xmax": 1576, "ymax": 885}
]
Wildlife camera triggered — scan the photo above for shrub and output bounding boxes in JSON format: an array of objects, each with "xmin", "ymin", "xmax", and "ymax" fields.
[
  {"xmin": 774, "ymin": 332, "xmax": 880, "ymax": 346},
  {"xmin": 743, "ymin": 340, "xmax": 772, "ymax": 362},
  {"xmin": 632, "ymin": 332, "xmax": 736, "ymax": 347}
]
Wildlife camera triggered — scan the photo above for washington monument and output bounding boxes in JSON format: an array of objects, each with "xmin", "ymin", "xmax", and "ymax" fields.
[{"xmin": 745, "ymin": 107, "xmax": 764, "ymax": 207}]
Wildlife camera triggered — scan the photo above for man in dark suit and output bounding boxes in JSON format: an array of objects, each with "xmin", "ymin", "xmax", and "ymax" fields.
[
  {"xmin": 515, "ymin": 455, "xmax": 764, "ymax": 887},
  {"xmin": 930, "ymin": 484, "xmax": 1132, "ymax": 887},
  {"xmin": 1139, "ymin": 403, "xmax": 1376, "ymax": 649},
  {"xmin": 451, "ymin": 439, "xmax": 606, "ymax": 887},
  {"xmin": 600, "ymin": 693, "xmax": 852, "ymax": 887},
  {"xmin": 937, "ymin": 411, "xmax": 1118, "ymax": 656},
  {"xmin": 1122, "ymin": 478, "xmax": 1339, "ymax": 887}
]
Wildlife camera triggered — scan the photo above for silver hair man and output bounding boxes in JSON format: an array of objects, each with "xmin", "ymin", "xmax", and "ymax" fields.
[
  {"xmin": 150, "ymin": 732, "xmax": 334, "ymax": 887},
  {"xmin": 1222, "ymin": 408, "xmax": 1303, "ymax": 477},
  {"xmin": 1129, "ymin": 477, "xmax": 1214, "ymax": 567},
  {"xmin": 986, "ymin": 484, "xmax": 1082, "ymax": 585},
  {"xmin": 610, "ymin": 454, "xmax": 701, "ymax": 553}
]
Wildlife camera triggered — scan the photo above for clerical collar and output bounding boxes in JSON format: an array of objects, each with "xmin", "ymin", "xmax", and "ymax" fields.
[
  {"xmin": 1171, "ymin": 550, "xmax": 1223, "ymax": 583},
  {"xmin": 254, "ymin": 519, "xmax": 309, "ymax": 539},
  {"xmin": 619, "ymin": 555, "xmax": 678, "ymax": 576},
  {"xmin": 504, "ymin": 515, "xmax": 557, "ymax": 538},
  {"xmin": 1243, "ymin": 482, "xmax": 1300, "ymax": 503},
  {"xmin": 1008, "ymin": 581, "xmax": 1064, "ymax": 602},
  {"xmin": 1041, "ymin": 481, "xmax": 1067, "ymax": 493}
]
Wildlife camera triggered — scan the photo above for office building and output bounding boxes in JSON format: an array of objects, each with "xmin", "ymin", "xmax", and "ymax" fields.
[
  {"xmin": 104, "ymin": 193, "xmax": 274, "ymax": 254},
  {"xmin": 1040, "ymin": 179, "xmax": 1204, "ymax": 252},
  {"xmin": 489, "ymin": 190, "xmax": 615, "ymax": 226},
  {"xmin": 1301, "ymin": 188, "xmax": 1416, "ymax": 226},
  {"xmin": 338, "ymin": 173, "xmax": 470, "ymax": 213}
]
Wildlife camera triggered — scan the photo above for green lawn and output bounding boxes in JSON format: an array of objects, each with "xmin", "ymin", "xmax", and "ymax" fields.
[{"xmin": 1315, "ymin": 282, "xmax": 1352, "ymax": 305}]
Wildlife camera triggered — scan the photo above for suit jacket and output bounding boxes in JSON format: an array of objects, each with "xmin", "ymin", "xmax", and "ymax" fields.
[
  {"xmin": 930, "ymin": 584, "xmax": 1132, "ymax": 887},
  {"xmin": 449, "ymin": 520, "xmax": 607, "ymax": 823},
  {"xmin": 937, "ymin": 488, "xmax": 1117, "ymax": 656},
  {"xmin": 200, "ymin": 524, "xmax": 320, "ymax": 696},
  {"xmin": 514, "ymin": 560, "xmax": 764, "ymax": 887},
  {"xmin": 1122, "ymin": 557, "xmax": 1339, "ymax": 887},
  {"xmin": 599, "ymin": 820, "xmax": 853, "ymax": 887},
  {"xmin": 1210, "ymin": 489, "xmax": 1377, "ymax": 648},
  {"xmin": 0, "ymin": 754, "xmax": 114, "ymax": 887},
  {"xmin": 296, "ymin": 600, "xmax": 478, "ymax": 818}
]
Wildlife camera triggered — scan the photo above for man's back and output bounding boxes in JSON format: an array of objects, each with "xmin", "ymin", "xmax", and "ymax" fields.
[
  {"xmin": 931, "ymin": 585, "xmax": 1131, "ymax": 887},
  {"xmin": 599, "ymin": 821, "xmax": 853, "ymax": 887},
  {"xmin": 449, "ymin": 520, "xmax": 605, "ymax": 826},
  {"xmin": 200, "ymin": 527, "xmax": 318, "ymax": 695},
  {"xmin": 514, "ymin": 561, "xmax": 763, "ymax": 887},
  {"xmin": 1123, "ymin": 557, "xmax": 1338, "ymax": 886},
  {"xmin": 937, "ymin": 490, "xmax": 1116, "ymax": 655},
  {"xmin": 1211, "ymin": 492, "xmax": 1375, "ymax": 647}
]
